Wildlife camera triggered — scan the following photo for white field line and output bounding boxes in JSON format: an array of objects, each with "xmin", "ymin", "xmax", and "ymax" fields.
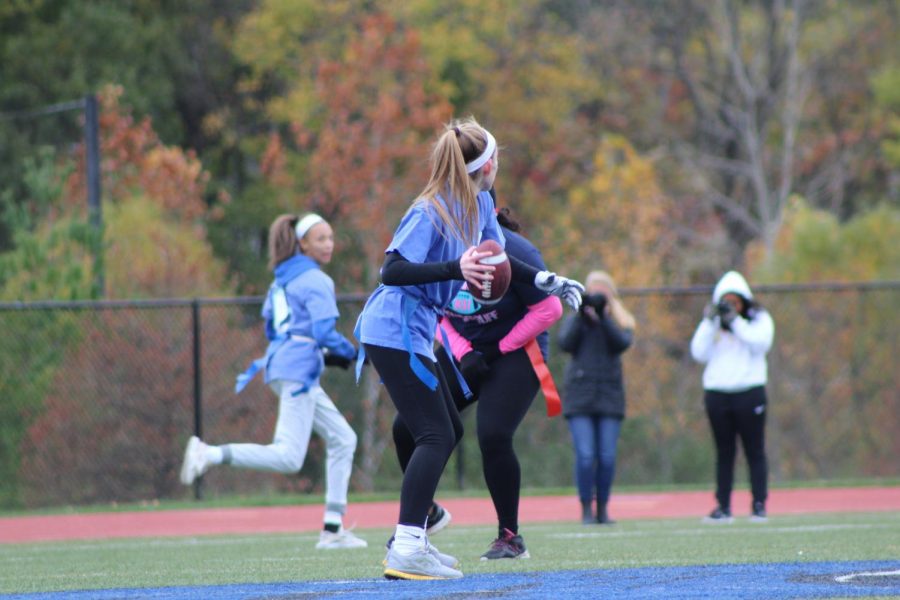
[
  {"xmin": 0, "ymin": 533, "xmax": 319, "ymax": 556},
  {"xmin": 835, "ymin": 569, "xmax": 900, "ymax": 583},
  {"xmin": 549, "ymin": 523, "xmax": 877, "ymax": 539}
]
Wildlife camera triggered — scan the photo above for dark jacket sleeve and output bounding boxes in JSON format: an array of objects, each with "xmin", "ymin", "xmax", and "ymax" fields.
[
  {"xmin": 380, "ymin": 251, "xmax": 463, "ymax": 285},
  {"xmin": 600, "ymin": 317, "xmax": 634, "ymax": 354},
  {"xmin": 509, "ymin": 253, "xmax": 540, "ymax": 284},
  {"xmin": 557, "ymin": 315, "xmax": 584, "ymax": 354}
]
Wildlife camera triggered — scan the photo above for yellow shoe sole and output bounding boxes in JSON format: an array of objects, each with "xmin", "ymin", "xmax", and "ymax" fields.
[{"xmin": 383, "ymin": 567, "xmax": 453, "ymax": 580}]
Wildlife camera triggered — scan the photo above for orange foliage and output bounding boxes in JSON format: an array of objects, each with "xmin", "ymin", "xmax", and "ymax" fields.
[
  {"xmin": 54, "ymin": 85, "xmax": 232, "ymax": 299},
  {"xmin": 300, "ymin": 13, "xmax": 452, "ymax": 288},
  {"xmin": 260, "ymin": 132, "xmax": 290, "ymax": 188},
  {"xmin": 65, "ymin": 85, "xmax": 210, "ymax": 223}
]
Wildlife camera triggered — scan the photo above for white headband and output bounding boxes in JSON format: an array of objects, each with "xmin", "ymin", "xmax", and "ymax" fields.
[
  {"xmin": 465, "ymin": 130, "xmax": 497, "ymax": 174},
  {"xmin": 295, "ymin": 213, "xmax": 325, "ymax": 240}
]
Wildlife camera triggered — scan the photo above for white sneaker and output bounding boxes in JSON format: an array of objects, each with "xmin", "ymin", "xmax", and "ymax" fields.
[
  {"xmin": 425, "ymin": 540, "xmax": 460, "ymax": 569},
  {"xmin": 383, "ymin": 545, "xmax": 463, "ymax": 580},
  {"xmin": 179, "ymin": 436, "xmax": 210, "ymax": 485},
  {"xmin": 384, "ymin": 536, "xmax": 460, "ymax": 569},
  {"xmin": 316, "ymin": 528, "xmax": 368, "ymax": 550}
]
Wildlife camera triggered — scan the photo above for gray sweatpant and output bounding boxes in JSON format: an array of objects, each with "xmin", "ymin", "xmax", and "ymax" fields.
[{"xmin": 227, "ymin": 381, "xmax": 357, "ymax": 513}]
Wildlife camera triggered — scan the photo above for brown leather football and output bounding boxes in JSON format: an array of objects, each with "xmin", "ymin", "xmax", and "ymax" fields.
[{"xmin": 475, "ymin": 239, "xmax": 511, "ymax": 305}]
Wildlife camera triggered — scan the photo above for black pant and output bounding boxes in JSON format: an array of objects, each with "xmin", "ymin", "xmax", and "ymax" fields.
[
  {"xmin": 394, "ymin": 346, "xmax": 539, "ymax": 534},
  {"xmin": 704, "ymin": 386, "xmax": 768, "ymax": 510},
  {"xmin": 364, "ymin": 344, "xmax": 463, "ymax": 527}
]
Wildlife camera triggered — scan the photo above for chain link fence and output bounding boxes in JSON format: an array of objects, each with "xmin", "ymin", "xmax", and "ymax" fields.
[{"xmin": 1, "ymin": 282, "xmax": 897, "ymax": 510}]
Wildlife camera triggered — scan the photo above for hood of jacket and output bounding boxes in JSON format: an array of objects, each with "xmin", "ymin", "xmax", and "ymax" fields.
[{"xmin": 712, "ymin": 270, "xmax": 753, "ymax": 302}]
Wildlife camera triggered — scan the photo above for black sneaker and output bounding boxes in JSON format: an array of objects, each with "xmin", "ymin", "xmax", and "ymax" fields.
[
  {"xmin": 750, "ymin": 501, "xmax": 768, "ymax": 523},
  {"xmin": 702, "ymin": 506, "xmax": 734, "ymax": 524},
  {"xmin": 581, "ymin": 503, "xmax": 593, "ymax": 525},
  {"xmin": 597, "ymin": 505, "xmax": 616, "ymax": 525},
  {"xmin": 480, "ymin": 528, "xmax": 530, "ymax": 560},
  {"xmin": 426, "ymin": 503, "xmax": 452, "ymax": 535}
]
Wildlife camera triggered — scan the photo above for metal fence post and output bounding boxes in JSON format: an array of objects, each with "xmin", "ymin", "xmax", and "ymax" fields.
[
  {"xmin": 192, "ymin": 299, "xmax": 204, "ymax": 500},
  {"xmin": 83, "ymin": 94, "xmax": 103, "ymax": 297}
]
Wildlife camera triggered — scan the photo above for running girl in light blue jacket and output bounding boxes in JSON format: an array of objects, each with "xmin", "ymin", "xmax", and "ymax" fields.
[{"xmin": 180, "ymin": 213, "xmax": 366, "ymax": 550}]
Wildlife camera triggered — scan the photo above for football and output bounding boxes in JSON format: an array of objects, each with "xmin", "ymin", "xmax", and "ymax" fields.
[{"xmin": 475, "ymin": 239, "xmax": 511, "ymax": 305}]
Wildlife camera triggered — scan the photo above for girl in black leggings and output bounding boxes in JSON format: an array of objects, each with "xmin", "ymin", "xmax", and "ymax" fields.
[
  {"xmin": 690, "ymin": 270, "xmax": 774, "ymax": 523},
  {"xmin": 355, "ymin": 119, "xmax": 582, "ymax": 580},
  {"xmin": 393, "ymin": 203, "xmax": 563, "ymax": 561}
]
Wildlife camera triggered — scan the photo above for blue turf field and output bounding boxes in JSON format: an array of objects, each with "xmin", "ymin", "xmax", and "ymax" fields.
[{"xmin": 3, "ymin": 560, "xmax": 899, "ymax": 599}]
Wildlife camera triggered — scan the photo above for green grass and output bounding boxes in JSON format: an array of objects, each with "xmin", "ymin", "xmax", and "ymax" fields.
[{"xmin": 2, "ymin": 511, "xmax": 898, "ymax": 594}]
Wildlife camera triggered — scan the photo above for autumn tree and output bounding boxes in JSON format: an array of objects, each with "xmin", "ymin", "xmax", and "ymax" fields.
[
  {"xmin": 0, "ymin": 145, "xmax": 93, "ymax": 508},
  {"xmin": 747, "ymin": 199, "xmax": 900, "ymax": 479},
  {"xmin": 584, "ymin": 0, "xmax": 899, "ymax": 271},
  {"xmin": 384, "ymin": 0, "xmax": 605, "ymax": 254},
  {"xmin": 299, "ymin": 13, "xmax": 452, "ymax": 489},
  {"xmin": 61, "ymin": 85, "xmax": 231, "ymax": 299},
  {"xmin": 872, "ymin": 64, "xmax": 900, "ymax": 174},
  {"xmin": 0, "ymin": 1, "xmax": 252, "ymax": 253},
  {"xmin": 644, "ymin": 0, "xmax": 810, "ymax": 262},
  {"xmin": 0, "ymin": 86, "xmax": 234, "ymax": 507},
  {"xmin": 231, "ymin": 8, "xmax": 454, "ymax": 490}
]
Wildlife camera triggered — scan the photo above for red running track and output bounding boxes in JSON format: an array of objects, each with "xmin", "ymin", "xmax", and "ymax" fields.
[{"xmin": 1, "ymin": 486, "xmax": 898, "ymax": 544}]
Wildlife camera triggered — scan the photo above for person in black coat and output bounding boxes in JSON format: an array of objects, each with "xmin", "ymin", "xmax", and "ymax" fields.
[{"xmin": 557, "ymin": 270, "xmax": 635, "ymax": 524}]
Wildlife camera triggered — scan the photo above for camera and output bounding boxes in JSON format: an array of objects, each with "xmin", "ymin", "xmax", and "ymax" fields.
[
  {"xmin": 714, "ymin": 299, "xmax": 739, "ymax": 330},
  {"xmin": 715, "ymin": 300, "xmax": 733, "ymax": 317},
  {"xmin": 581, "ymin": 293, "xmax": 608, "ymax": 311}
]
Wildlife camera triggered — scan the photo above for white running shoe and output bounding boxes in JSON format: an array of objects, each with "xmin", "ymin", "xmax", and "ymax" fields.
[
  {"xmin": 383, "ymin": 545, "xmax": 463, "ymax": 580},
  {"xmin": 384, "ymin": 536, "xmax": 460, "ymax": 569},
  {"xmin": 316, "ymin": 528, "xmax": 368, "ymax": 550},
  {"xmin": 179, "ymin": 436, "xmax": 210, "ymax": 485},
  {"xmin": 425, "ymin": 540, "xmax": 459, "ymax": 569}
]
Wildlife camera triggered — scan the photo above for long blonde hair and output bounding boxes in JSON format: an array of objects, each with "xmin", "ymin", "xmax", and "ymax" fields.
[
  {"xmin": 586, "ymin": 270, "xmax": 636, "ymax": 331},
  {"xmin": 416, "ymin": 116, "xmax": 495, "ymax": 246}
]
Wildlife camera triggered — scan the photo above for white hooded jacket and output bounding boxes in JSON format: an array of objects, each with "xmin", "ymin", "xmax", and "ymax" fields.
[{"xmin": 690, "ymin": 271, "xmax": 775, "ymax": 392}]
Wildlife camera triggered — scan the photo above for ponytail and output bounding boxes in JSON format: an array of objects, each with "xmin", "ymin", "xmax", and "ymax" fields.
[
  {"xmin": 418, "ymin": 117, "xmax": 496, "ymax": 245},
  {"xmin": 268, "ymin": 214, "xmax": 300, "ymax": 270},
  {"xmin": 496, "ymin": 206, "xmax": 521, "ymax": 232}
]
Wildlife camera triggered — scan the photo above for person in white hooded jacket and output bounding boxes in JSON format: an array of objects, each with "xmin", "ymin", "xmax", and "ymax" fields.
[{"xmin": 690, "ymin": 271, "xmax": 774, "ymax": 523}]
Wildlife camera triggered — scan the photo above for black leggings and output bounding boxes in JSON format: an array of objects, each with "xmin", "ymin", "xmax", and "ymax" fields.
[
  {"xmin": 394, "ymin": 346, "xmax": 539, "ymax": 535},
  {"xmin": 364, "ymin": 344, "xmax": 463, "ymax": 527},
  {"xmin": 705, "ymin": 386, "xmax": 768, "ymax": 509}
]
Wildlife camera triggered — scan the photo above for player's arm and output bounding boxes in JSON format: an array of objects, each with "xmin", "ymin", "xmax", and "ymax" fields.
[
  {"xmin": 437, "ymin": 317, "xmax": 473, "ymax": 362},
  {"xmin": 380, "ymin": 249, "xmax": 494, "ymax": 290},
  {"xmin": 508, "ymin": 254, "xmax": 583, "ymax": 311},
  {"xmin": 380, "ymin": 251, "xmax": 462, "ymax": 285},
  {"xmin": 311, "ymin": 318, "xmax": 355, "ymax": 359},
  {"xmin": 497, "ymin": 295, "xmax": 563, "ymax": 354},
  {"xmin": 509, "ymin": 254, "xmax": 539, "ymax": 283}
]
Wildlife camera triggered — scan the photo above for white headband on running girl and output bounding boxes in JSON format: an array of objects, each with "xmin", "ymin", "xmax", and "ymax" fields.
[
  {"xmin": 465, "ymin": 130, "xmax": 497, "ymax": 174},
  {"xmin": 295, "ymin": 213, "xmax": 325, "ymax": 240}
]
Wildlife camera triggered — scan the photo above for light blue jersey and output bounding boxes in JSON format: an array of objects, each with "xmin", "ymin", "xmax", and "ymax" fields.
[
  {"xmin": 262, "ymin": 268, "xmax": 341, "ymax": 385},
  {"xmin": 236, "ymin": 254, "xmax": 354, "ymax": 394},
  {"xmin": 357, "ymin": 190, "xmax": 505, "ymax": 361}
]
